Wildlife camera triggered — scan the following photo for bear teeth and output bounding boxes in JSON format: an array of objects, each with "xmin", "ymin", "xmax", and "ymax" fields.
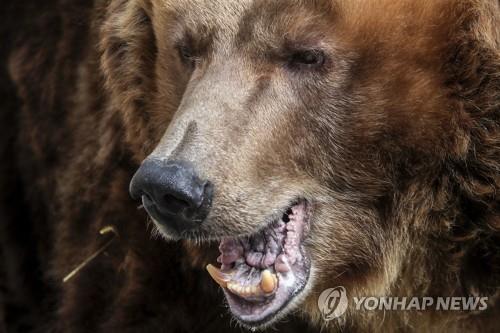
[
  {"xmin": 226, "ymin": 270, "xmax": 278, "ymax": 299},
  {"xmin": 206, "ymin": 264, "xmax": 232, "ymax": 288},
  {"xmin": 260, "ymin": 269, "xmax": 278, "ymax": 294},
  {"xmin": 207, "ymin": 265, "xmax": 278, "ymax": 299}
]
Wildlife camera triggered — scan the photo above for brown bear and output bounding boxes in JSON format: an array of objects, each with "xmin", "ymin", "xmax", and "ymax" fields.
[
  {"xmin": 125, "ymin": 0, "xmax": 499, "ymax": 332},
  {"xmin": 1, "ymin": 0, "xmax": 499, "ymax": 333}
]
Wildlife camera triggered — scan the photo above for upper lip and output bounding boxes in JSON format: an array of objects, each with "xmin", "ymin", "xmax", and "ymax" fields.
[{"xmin": 167, "ymin": 199, "xmax": 304, "ymax": 242}]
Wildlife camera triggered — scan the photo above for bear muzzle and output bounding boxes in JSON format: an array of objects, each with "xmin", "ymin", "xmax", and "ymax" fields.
[{"xmin": 129, "ymin": 159, "xmax": 213, "ymax": 235}]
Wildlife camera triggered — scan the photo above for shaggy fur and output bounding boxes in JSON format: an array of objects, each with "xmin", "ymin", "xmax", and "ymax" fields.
[
  {"xmin": 0, "ymin": 0, "xmax": 499, "ymax": 332},
  {"xmin": 131, "ymin": 0, "xmax": 499, "ymax": 331}
]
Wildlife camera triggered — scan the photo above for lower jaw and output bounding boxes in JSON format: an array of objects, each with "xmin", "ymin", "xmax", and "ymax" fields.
[
  {"xmin": 223, "ymin": 258, "xmax": 311, "ymax": 326},
  {"xmin": 207, "ymin": 201, "xmax": 312, "ymax": 326}
]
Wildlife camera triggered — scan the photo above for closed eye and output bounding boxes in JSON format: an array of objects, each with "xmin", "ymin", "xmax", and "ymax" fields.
[
  {"xmin": 287, "ymin": 49, "xmax": 326, "ymax": 70},
  {"xmin": 177, "ymin": 44, "xmax": 198, "ymax": 67}
]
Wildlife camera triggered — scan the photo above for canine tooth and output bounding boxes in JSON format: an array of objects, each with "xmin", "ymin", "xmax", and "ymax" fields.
[
  {"xmin": 260, "ymin": 270, "xmax": 277, "ymax": 293},
  {"xmin": 206, "ymin": 264, "xmax": 231, "ymax": 288}
]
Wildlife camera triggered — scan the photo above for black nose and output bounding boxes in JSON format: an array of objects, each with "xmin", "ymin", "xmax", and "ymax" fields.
[{"xmin": 129, "ymin": 159, "xmax": 213, "ymax": 234}]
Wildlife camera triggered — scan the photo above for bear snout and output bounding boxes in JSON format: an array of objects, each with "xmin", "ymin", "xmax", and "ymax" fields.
[{"xmin": 130, "ymin": 159, "xmax": 213, "ymax": 235}]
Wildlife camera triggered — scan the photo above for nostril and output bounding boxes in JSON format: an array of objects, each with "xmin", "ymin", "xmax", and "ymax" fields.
[
  {"xmin": 130, "ymin": 159, "xmax": 213, "ymax": 233},
  {"xmin": 162, "ymin": 194, "xmax": 191, "ymax": 215}
]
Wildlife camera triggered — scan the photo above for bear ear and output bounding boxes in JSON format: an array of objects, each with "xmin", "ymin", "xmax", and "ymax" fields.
[{"xmin": 99, "ymin": 0, "xmax": 157, "ymax": 159}]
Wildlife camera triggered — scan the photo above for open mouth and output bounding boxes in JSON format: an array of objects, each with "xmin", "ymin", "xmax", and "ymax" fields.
[{"xmin": 206, "ymin": 200, "xmax": 312, "ymax": 326}]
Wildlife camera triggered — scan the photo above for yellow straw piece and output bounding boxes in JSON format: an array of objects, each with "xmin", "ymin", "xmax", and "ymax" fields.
[{"xmin": 62, "ymin": 225, "xmax": 119, "ymax": 283}]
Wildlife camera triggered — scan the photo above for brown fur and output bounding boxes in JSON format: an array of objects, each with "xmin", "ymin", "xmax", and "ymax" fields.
[
  {"xmin": 138, "ymin": 0, "xmax": 500, "ymax": 331},
  {"xmin": 0, "ymin": 0, "xmax": 499, "ymax": 332}
]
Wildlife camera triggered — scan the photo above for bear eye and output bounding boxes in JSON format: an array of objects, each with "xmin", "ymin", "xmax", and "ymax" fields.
[
  {"xmin": 178, "ymin": 44, "xmax": 197, "ymax": 67},
  {"xmin": 288, "ymin": 49, "xmax": 326, "ymax": 69}
]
